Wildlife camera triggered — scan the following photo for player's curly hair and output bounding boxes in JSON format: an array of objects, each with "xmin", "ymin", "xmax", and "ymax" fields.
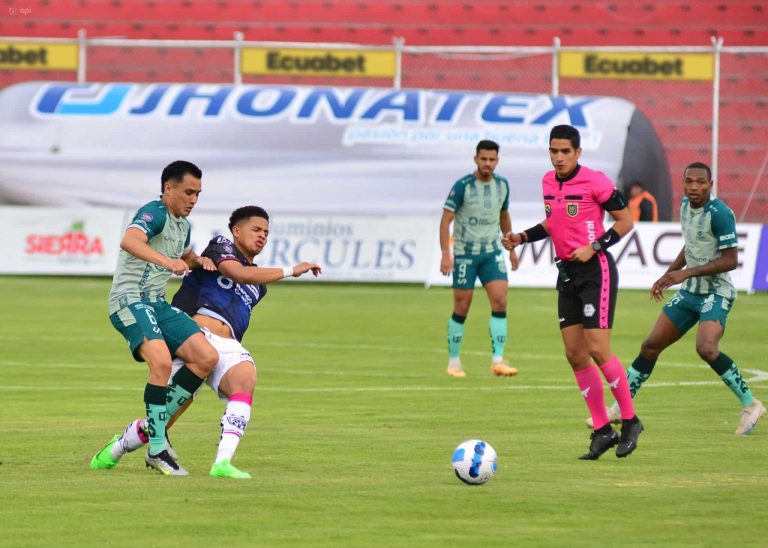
[{"xmin": 228, "ymin": 206, "xmax": 269, "ymax": 231}]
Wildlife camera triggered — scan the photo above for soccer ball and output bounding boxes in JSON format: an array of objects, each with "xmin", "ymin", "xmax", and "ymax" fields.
[{"xmin": 451, "ymin": 439, "xmax": 498, "ymax": 485}]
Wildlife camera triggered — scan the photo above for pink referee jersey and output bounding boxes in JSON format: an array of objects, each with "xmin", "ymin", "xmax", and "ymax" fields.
[{"xmin": 542, "ymin": 165, "xmax": 616, "ymax": 259}]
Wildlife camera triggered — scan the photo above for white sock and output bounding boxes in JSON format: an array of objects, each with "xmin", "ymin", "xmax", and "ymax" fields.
[
  {"xmin": 215, "ymin": 397, "xmax": 252, "ymax": 463},
  {"xmin": 492, "ymin": 356, "xmax": 504, "ymax": 364},
  {"xmin": 448, "ymin": 357, "xmax": 461, "ymax": 367},
  {"xmin": 111, "ymin": 419, "xmax": 148, "ymax": 460}
]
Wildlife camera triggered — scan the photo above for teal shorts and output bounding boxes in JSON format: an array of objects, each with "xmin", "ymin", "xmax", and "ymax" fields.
[
  {"xmin": 110, "ymin": 300, "xmax": 201, "ymax": 362},
  {"xmin": 452, "ymin": 251, "xmax": 508, "ymax": 289},
  {"xmin": 662, "ymin": 289, "xmax": 733, "ymax": 334}
]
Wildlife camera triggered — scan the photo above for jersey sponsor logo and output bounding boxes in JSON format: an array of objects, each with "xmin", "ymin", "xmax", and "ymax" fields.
[
  {"xmin": 567, "ymin": 202, "xmax": 579, "ymax": 217},
  {"xmin": 140, "ymin": 212, "xmax": 154, "ymax": 222},
  {"xmin": 719, "ymin": 233, "xmax": 735, "ymax": 241},
  {"xmin": 586, "ymin": 220, "xmax": 596, "ymax": 244}
]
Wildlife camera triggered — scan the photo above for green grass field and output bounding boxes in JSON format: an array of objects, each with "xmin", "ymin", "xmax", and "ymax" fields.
[{"xmin": 1, "ymin": 276, "xmax": 766, "ymax": 546}]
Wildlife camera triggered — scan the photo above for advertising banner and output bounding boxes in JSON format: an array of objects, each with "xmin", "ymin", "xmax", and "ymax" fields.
[
  {"xmin": 752, "ymin": 225, "xmax": 768, "ymax": 291},
  {"xmin": 242, "ymin": 47, "xmax": 396, "ymax": 78},
  {"xmin": 188, "ymin": 212, "xmax": 437, "ymax": 283},
  {"xmin": 0, "ymin": 206, "xmax": 123, "ymax": 275},
  {"xmin": 427, "ymin": 220, "xmax": 764, "ymax": 292},
  {"xmin": 559, "ymin": 51, "xmax": 714, "ymax": 81},
  {"xmin": 1, "ymin": 205, "xmax": 761, "ymax": 291},
  {"xmin": 0, "ymin": 82, "xmax": 668, "ymax": 220},
  {"xmin": 0, "ymin": 42, "xmax": 78, "ymax": 71}
]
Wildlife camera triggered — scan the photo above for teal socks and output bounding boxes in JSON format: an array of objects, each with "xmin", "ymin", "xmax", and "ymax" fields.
[
  {"xmin": 627, "ymin": 354, "xmax": 656, "ymax": 398},
  {"xmin": 144, "ymin": 383, "xmax": 168, "ymax": 456},
  {"xmin": 448, "ymin": 313, "xmax": 466, "ymax": 359},
  {"xmin": 711, "ymin": 353, "xmax": 754, "ymax": 406},
  {"xmin": 489, "ymin": 311, "xmax": 507, "ymax": 359},
  {"xmin": 165, "ymin": 365, "xmax": 205, "ymax": 417}
]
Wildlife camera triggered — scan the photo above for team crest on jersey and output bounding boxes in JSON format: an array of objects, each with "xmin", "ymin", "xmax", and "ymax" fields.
[
  {"xmin": 545, "ymin": 203, "xmax": 552, "ymax": 217},
  {"xmin": 567, "ymin": 202, "xmax": 579, "ymax": 217}
]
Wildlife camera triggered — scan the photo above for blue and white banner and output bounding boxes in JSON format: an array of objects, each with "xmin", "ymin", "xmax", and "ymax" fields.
[
  {"xmin": 0, "ymin": 82, "xmax": 642, "ymax": 216},
  {"xmin": 188, "ymin": 212, "xmax": 437, "ymax": 282},
  {"xmin": 0, "ymin": 206, "xmax": 763, "ymax": 291}
]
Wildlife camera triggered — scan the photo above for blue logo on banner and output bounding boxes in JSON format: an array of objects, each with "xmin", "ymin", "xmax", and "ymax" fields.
[{"xmin": 32, "ymin": 83, "xmax": 598, "ymax": 127}]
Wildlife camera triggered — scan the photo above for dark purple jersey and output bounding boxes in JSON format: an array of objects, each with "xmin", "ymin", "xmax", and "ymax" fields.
[{"xmin": 172, "ymin": 235, "xmax": 266, "ymax": 341}]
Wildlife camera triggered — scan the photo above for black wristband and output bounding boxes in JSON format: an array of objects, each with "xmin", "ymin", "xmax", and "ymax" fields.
[
  {"xmin": 522, "ymin": 224, "xmax": 548, "ymax": 243},
  {"xmin": 597, "ymin": 228, "xmax": 621, "ymax": 249}
]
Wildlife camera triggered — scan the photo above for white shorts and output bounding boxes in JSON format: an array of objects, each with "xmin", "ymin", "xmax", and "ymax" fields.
[{"xmin": 171, "ymin": 328, "xmax": 255, "ymax": 401}]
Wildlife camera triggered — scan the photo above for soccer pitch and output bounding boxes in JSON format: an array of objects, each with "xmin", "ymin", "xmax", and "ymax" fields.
[{"xmin": 1, "ymin": 276, "xmax": 766, "ymax": 546}]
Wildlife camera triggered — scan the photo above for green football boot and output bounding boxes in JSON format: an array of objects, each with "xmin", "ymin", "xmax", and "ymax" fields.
[
  {"xmin": 90, "ymin": 435, "xmax": 121, "ymax": 469},
  {"xmin": 209, "ymin": 459, "xmax": 251, "ymax": 479}
]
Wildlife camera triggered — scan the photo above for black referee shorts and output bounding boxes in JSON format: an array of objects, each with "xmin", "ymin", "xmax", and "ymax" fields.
[{"xmin": 556, "ymin": 251, "xmax": 618, "ymax": 330}]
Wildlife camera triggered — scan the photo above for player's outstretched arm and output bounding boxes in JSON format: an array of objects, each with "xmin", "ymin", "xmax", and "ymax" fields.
[
  {"xmin": 121, "ymin": 227, "xmax": 189, "ymax": 275},
  {"xmin": 502, "ymin": 220, "xmax": 547, "ymax": 250},
  {"xmin": 219, "ymin": 261, "xmax": 321, "ymax": 285}
]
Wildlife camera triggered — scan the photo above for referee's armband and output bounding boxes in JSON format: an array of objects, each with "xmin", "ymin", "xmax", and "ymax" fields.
[{"xmin": 602, "ymin": 189, "xmax": 628, "ymax": 211}]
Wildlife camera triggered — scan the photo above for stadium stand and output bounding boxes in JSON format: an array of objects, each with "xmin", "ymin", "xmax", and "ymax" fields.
[
  {"xmin": 3, "ymin": 1, "xmax": 766, "ymax": 45},
  {"xmin": 1, "ymin": 0, "xmax": 766, "ymax": 219}
]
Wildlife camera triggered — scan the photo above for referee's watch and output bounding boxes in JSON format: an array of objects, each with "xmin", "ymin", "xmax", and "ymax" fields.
[{"xmin": 591, "ymin": 241, "xmax": 602, "ymax": 252}]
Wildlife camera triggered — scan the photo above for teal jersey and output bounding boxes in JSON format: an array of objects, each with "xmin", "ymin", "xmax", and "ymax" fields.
[
  {"xmin": 108, "ymin": 199, "xmax": 192, "ymax": 314},
  {"xmin": 443, "ymin": 173, "xmax": 509, "ymax": 256},
  {"xmin": 679, "ymin": 196, "xmax": 737, "ymax": 300}
]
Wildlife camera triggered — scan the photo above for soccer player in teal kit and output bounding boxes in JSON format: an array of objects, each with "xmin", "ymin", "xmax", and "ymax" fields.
[
  {"xmin": 91, "ymin": 161, "xmax": 219, "ymax": 475},
  {"xmin": 440, "ymin": 140, "xmax": 519, "ymax": 378},
  {"xmin": 595, "ymin": 162, "xmax": 765, "ymax": 435}
]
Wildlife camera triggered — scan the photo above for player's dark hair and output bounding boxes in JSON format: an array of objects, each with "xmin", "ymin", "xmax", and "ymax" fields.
[
  {"xmin": 684, "ymin": 162, "xmax": 712, "ymax": 180},
  {"xmin": 549, "ymin": 124, "xmax": 581, "ymax": 149},
  {"xmin": 229, "ymin": 205, "xmax": 270, "ymax": 232},
  {"xmin": 476, "ymin": 140, "xmax": 499, "ymax": 154},
  {"xmin": 628, "ymin": 181, "xmax": 645, "ymax": 191},
  {"xmin": 160, "ymin": 160, "xmax": 202, "ymax": 193}
]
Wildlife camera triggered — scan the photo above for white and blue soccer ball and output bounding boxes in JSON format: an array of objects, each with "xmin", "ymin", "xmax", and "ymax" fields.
[{"xmin": 451, "ymin": 439, "xmax": 498, "ymax": 485}]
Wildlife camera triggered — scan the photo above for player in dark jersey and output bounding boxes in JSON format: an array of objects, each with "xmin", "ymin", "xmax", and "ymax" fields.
[
  {"xmin": 91, "ymin": 206, "xmax": 321, "ymax": 478},
  {"xmin": 502, "ymin": 124, "xmax": 643, "ymax": 460}
]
